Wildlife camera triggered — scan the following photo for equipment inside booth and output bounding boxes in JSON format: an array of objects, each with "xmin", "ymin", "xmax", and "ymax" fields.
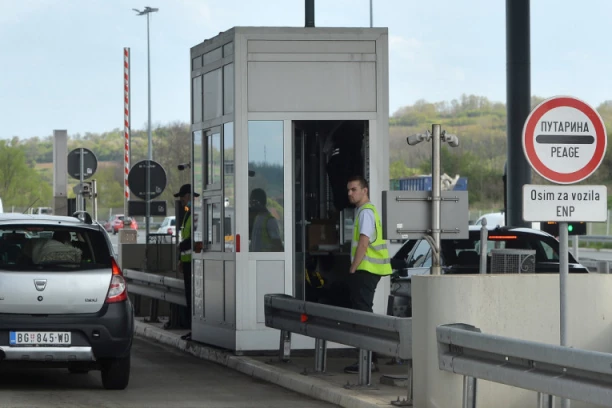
[{"xmin": 293, "ymin": 120, "xmax": 368, "ymax": 303}]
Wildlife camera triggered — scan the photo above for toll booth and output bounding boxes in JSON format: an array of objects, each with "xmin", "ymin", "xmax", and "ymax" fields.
[{"xmin": 190, "ymin": 27, "xmax": 390, "ymax": 351}]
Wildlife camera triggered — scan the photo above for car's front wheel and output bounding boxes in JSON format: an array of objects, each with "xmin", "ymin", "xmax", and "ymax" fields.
[{"xmin": 100, "ymin": 354, "xmax": 130, "ymax": 390}]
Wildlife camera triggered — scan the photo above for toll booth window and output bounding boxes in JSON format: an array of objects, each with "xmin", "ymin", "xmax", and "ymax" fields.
[
  {"xmin": 206, "ymin": 129, "xmax": 221, "ymax": 188},
  {"xmin": 203, "ymin": 47, "xmax": 222, "ymax": 65},
  {"xmin": 192, "ymin": 76, "xmax": 202, "ymax": 123},
  {"xmin": 248, "ymin": 121, "xmax": 284, "ymax": 252},
  {"xmin": 193, "ymin": 131, "xmax": 203, "ymax": 190},
  {"xmin": 223, "ymin": 122, "xmax": 235, "ymax": 252},
  {"xmin": 223, "ymin": 63, "xmax": 234, "ymax": 115},
  {"xmin": 192, "ymin": 55, "xmax": 202, "ymax": 70},
  {"xmin": 223, "ymin": 42, "xmax": 233, "ymax": 57},
  {"xmin": 206, "ymin": 201, "xmax": 222, "ymax": 251},
  {"xmin": 203, "ymin": 68, "xmax": 222, "ymax": 121}
]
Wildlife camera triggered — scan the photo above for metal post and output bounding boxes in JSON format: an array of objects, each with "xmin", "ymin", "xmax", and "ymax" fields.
[
  {"xmin": 305, "ymin": 0, "xmax": 315, "ymax": 27},
  {"xmin": 358, "ymin": 349, "xmax": 372, "ymax": 386},
  {"xmin": 558, "ymin": 221, "xmax": 570, "ymax": 408},
  {"xmin": 79, "ymin": 148, "xmax": 84, "ymax": 212},
  {"xmin": 537, "ymin": 393, "xmax": 554, "ymax": 408},
  {"xmin": 279, "ymin": 330, "xmax": 291, "ymax": 362},
  {"xmin": 479, "ymin": 218, "xmax": 488, "ymax": 274},
  {"xmin": 148, "ymin": 298, "xmax": 159, "ymax": 323},
  {"xmin": 405, "ymin": 359, "xmax": 414, "ymax": 404},
  {"xmin": 431, "ymin": 124, "xmax": 442, "ymax": 275},
  {"xmin": 505, "ymin": 0, "xmax": 531, "ymax": 227},
  {"xmin": 572, "ymin": 235, "xmax": 579, "ymax": 260},
  {"xmin": 314, "ymin": 338, "xmax": 327, "ymax": 372},
  {"xmin": 369, "ymin": 0, "xmax": 373, "ymax": 27},
  {"xmin": 462, "ymin": 376, "xmax": 477, "ymax": 408},
  {"xmin": 597, "ymin": 260, "xmax": 609, "ymax": 274},
  {"xmin": 53, "ymin": 130, "xmax": 68, "ymax": 216},
  {"xmin": 92, "ymin": 179, "xmax": 98, "ymax": 222},
  {"xmin": 145, "ymin": 11, "xmax": 152, "ymax": 243}
]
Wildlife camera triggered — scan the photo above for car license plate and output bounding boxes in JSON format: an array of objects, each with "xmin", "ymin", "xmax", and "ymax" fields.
[{"xmin": 9, "ymin": 332, "xmax": 71, "ymax": 346}]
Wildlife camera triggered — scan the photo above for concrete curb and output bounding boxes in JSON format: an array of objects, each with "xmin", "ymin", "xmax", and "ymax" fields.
[{"xmin": 134, "ymin": 321, "xmax": 384, "ymax": 408}]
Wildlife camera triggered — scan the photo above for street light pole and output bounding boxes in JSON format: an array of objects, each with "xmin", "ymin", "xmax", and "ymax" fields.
[{"xmin": 134, "ymin": 6, "xmax": 158, "ymax": 242}]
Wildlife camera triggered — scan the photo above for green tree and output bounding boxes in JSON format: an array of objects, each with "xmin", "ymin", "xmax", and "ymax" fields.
[{"xmin": 0, "ymin": 139, "xmax": 52, "ymax": 208}]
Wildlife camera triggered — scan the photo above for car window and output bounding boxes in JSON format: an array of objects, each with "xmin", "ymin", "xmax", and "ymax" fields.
[
  {"xmin": 0, "ymin": 225, "xmax": 112, "ymax": 270},
  {"xmin": 408, "ymin": 240, "xmax": 432, "ymax": 268},
  {"xmin": 392, "ymin": 240, "xmax": 416, "ymax": 261},
  {"xmin": 170, "ymin": 218, "xmax": 176, "ymax": 226}
]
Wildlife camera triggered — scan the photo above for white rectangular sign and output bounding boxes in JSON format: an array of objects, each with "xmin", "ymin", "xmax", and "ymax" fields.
[{"xmin": 523, "ymin": 184, "xmax": 607, "ymax": 222}]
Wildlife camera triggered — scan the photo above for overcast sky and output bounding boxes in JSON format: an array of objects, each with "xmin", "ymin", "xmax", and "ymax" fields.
[{"xmin": 1, "ymin": 0, "xmax": 611, "ymax": 139}]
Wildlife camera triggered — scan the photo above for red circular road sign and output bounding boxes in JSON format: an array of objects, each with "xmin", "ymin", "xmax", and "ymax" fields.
[{"xmin": 522, "ymin": 96, "xmax": 607, "ymax": 184}]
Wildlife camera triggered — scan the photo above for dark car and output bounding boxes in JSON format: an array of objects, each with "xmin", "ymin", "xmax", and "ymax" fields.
[
  {"xmin": 0, "ymin": 212, "xmax": 134, "ymax": 390},
  {"xmin": 388, "ymin": 226, "xmax": 588, "ymax": 317}
]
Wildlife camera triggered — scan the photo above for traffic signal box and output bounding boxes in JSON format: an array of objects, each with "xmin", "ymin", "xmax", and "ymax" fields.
[{"xmin": 540, "ymin": 221, "xmax": 587, "ymax": 236}]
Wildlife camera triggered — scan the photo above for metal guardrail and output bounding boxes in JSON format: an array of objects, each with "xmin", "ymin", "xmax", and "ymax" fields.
[
  {"xmin": 437, "ymin": 323, "xmax": 612, "ymax": 407},
  {"xmin": 124, "ymin": 269, "xmax": 186, "ymax": 306},
  {"xmin": 123, "ymin": 269, "xmax": 185, "ymax": 325},
  {"xmin": 264, "ymin": 294, "xmax": 413, "ymax": 406},
  {"xmin": 578, "ymin": 235, "xmax": 612, "ymax": 243}
]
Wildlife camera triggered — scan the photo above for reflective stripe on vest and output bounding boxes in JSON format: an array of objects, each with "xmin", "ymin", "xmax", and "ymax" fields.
[
  {"xmin": 351, "ymin": 203, "xmax": 392, "ymax": 276},
  {"xmin": 180, "ymin": 211, "xmax": 192, "ymax": 262}
]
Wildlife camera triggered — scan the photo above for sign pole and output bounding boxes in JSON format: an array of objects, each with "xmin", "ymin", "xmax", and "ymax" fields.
[
  {"xmin": 559, "ymin": 222, "xmax": 569, "ymax": 347},
  {"xmin": 79, "ymin": 148, "xmax": 84, "ymax": 212},
  {"xmin": 431, "ymin": 124, "xmax": 442, "ymax": 276}
]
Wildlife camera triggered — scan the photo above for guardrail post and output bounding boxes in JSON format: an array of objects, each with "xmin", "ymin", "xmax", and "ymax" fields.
[
  {"xmin": 148, "ymin": 298, "xmax": 160, "ymax": 323},
  {"xmin": 314, "ymin": 338, "xmax": 327, "ymax": 372},
  {"xmin": 462, "ymin": 376, "xmax": 477, "ymax": 408},
  {"xmin": 133, "ymin": 294, "xmax": 142, "ymax": 315},
  {"xmin": 537, "ymin": 393, "xmax": 554, "ymax": 408},
  {"xmin": 358, "ymin": 349, "xmax": 372, "ymax": 386},
  {"xmin": 406, "ymin": 359, "xmax": 414, "ymax": 404},
  {"xmin": 597, "ymin": 260, "xmax": 609, "ymax": 274},
  {"xmin": 279, "ymin": 330, "xmax": 291, "ymax": 362}
]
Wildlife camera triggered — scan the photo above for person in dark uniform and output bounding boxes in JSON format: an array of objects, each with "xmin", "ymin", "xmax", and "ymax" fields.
[{"xmin": 174, "ymin": 184, "xmax": 202, "ymax": 341}]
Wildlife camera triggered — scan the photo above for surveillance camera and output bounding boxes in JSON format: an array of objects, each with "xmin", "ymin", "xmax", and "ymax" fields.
[
  {"xmin": 177, "ymin": 162, "xmax": 191, "ymax": 171},
  {"xmin": 445, "ymin": 135, "xmax": 459, "ymax": 148},
  {"xmin": 406, "ymin": 134, "xmax": 424, "ymax": 146}
]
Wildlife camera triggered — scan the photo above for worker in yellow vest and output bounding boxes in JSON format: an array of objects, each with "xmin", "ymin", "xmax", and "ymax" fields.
[
  {"xmin": 174, "ymin": 184, "xmax": 202, "ymax": 341},
  {"xmin": 345, "ymin": 175, "xmax": 392, "ymax": 373}
]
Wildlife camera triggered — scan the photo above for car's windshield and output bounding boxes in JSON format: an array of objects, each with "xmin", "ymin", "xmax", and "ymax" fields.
[{"xmin": 0, "ymin": 225, "xmax": 112, "ymax": 270}]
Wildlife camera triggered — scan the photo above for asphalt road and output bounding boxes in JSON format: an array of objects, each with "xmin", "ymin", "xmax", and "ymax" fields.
[{"xmin": 0, "ymin": 337, "xmax": 337, "ymax": 408}]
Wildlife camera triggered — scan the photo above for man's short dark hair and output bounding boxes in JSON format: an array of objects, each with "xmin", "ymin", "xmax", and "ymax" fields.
[{"xmin": 347, "ymin": 175, "xmax": 369, "ymax": 190}]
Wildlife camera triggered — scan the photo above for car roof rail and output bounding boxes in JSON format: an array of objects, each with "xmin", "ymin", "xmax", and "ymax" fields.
[{"xmin": 72, "ymin": 211, "xmax": 93, "ymax": 225}]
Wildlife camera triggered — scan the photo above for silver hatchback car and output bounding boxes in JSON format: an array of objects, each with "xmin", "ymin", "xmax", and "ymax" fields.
[{"xmin": 0, "ymin": 212, "xmax": 134, "ymax": 389}]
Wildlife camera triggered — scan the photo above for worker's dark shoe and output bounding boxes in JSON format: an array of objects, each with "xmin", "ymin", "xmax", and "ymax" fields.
[
  {"xmin": 343, "ymin": 361, "xmax": 379, "ymax": 374},
  {"xmin": 180, "ymin": 332, "xmax": 192, "ymax": 341}
]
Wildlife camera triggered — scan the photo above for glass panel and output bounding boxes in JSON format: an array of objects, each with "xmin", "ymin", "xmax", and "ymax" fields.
[
  {"xmin": 248, "ymin": 121, "xmax": 284, "ymax": 252},
  {"xmin": 206, "ymin": 201, "xmax": 222, "ymax": 250},
  {"xmin": 223, "ymin": 42, "xmax": 234, "ymax": 57},
  {"xmin": 203, "ymin": 69, "xmax": 222, "ymax": 121},
  {"xmin": 223, "ymin": 123, "xmax": 235, "ymax": 252},
  {"xmin": 206, "ymin": 130, "xmax": 221, "ymax": 187},
  {"xmin": 203, "ymin": 47, "xmax": 222, "ymax": 65},
  {"xmin": 193, "ymin": 131, "xmax": 203, "ymax": 193},
  {"xmin": 192, "ymin": 131, "xmax": 204, "ymax": 243},
  {"xmin": 192, "ymin": 55, "xmax": 202, "ymax": 70},
  {"xmin": 223, "ymin": 63, "xmax": 234, "ymax": 115},
  {"xmin": 192, "ymin": 76, "xmax": 202, "ymax": 124},
  {"xmin": 408, "ymin": 240, "xmax": 431, "ymax": 267}
]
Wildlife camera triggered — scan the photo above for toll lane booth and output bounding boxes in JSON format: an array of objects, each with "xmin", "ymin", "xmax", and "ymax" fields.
[{"xmin": 190, "ymin": 27, "xmax": 390, "ymax": 351}]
